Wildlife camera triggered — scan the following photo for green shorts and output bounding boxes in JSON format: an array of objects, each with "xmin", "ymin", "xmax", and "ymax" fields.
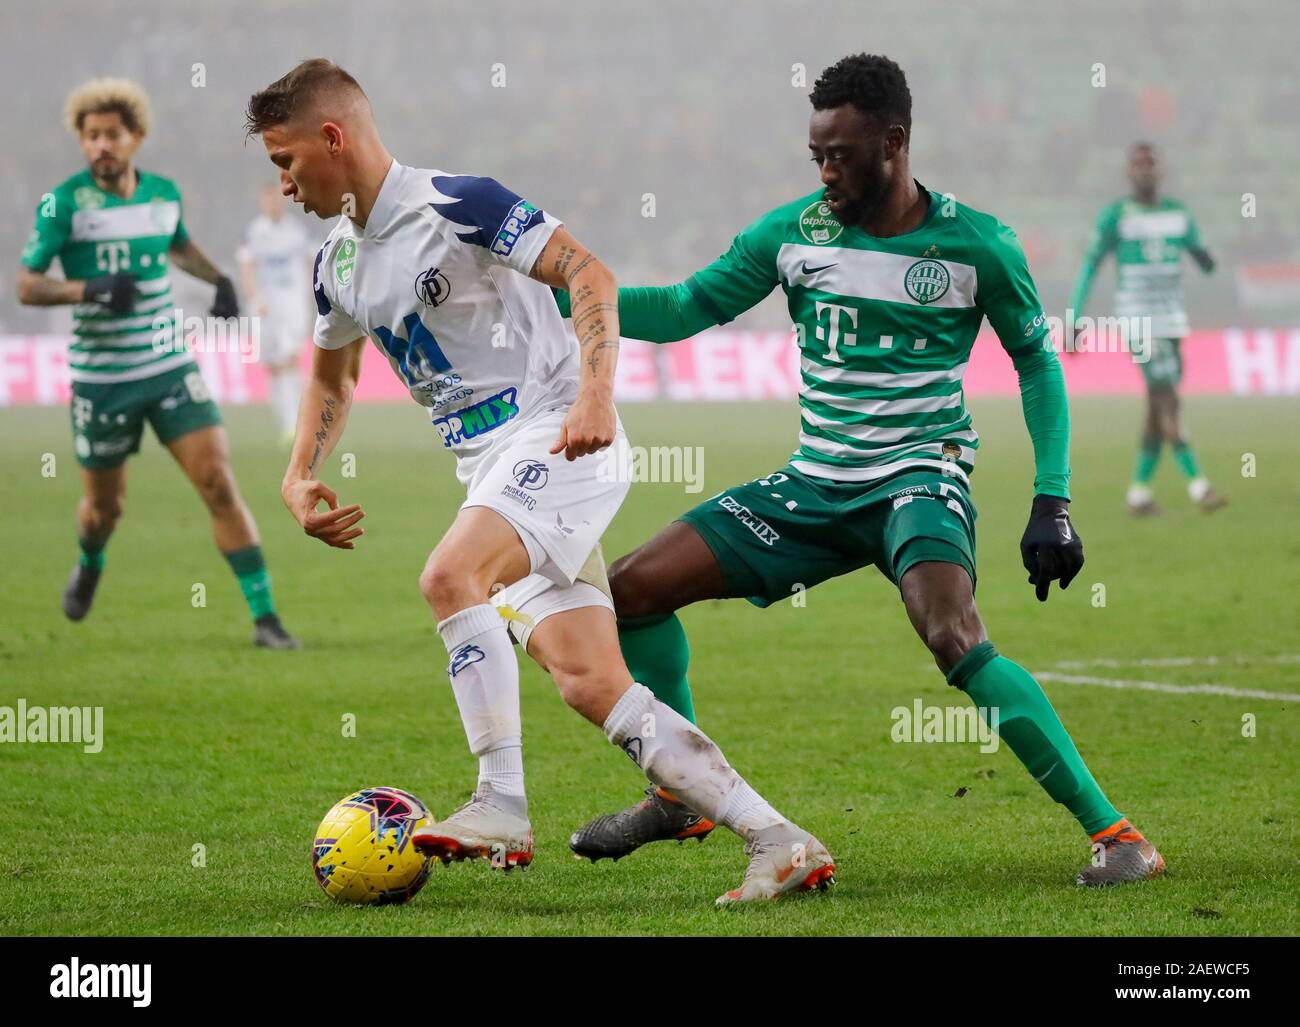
[
  {"xmin": 70, "ymin": 362, "xmax": 222, "ymax": 470},
  {"xmin": 680, "ymin": 465, "xmax": 978, "ymax": 608},
  {"xmin": 1137, "ymin": 336, "xmax": 1183, "ymax": 389}
]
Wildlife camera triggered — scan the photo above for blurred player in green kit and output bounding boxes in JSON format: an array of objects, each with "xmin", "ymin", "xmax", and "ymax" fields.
[
  {"xmin": 1070, "ymin": 142, "xmax": 1227, "ymax": 516},
  {"xmin": 16, "ymin": 78, "xmax": 298, "ymax": 648}
]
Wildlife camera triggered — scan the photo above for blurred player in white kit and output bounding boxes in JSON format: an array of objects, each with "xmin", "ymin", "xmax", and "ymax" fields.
[{"xmin": 238, "ymin": 183, "xmax": 314, "ymax": 441}]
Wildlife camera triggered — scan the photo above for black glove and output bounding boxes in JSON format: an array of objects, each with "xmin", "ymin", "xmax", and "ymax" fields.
[
  {"xmin": 83, "ymin": 273, "xmax": 138, "ymax": 315},
  {"xmin": 1019, "ymin": 494, "xmax": 1084, "ymax": 602},
  {"xmin": 211, "ymin": 275, "xmax": 239, "ymax": 319}
]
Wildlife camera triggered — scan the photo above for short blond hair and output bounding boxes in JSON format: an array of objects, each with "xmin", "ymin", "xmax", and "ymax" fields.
[{"xmin": 64, "ymin": 77, "xmax": 152, "ymax": 136}]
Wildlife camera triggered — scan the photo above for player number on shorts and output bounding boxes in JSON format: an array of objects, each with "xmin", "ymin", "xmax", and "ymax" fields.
[{"xmin": 184, "ymin": 372, "xmax": 211, "ymax": 404}]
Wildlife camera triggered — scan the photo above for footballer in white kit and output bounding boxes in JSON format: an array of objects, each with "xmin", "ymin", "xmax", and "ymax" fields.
[
  {"xmin": 311, "ymin": 158, "xmax": 630, "ymax": 612},
  {"xmin": 238, "ymin": 183, "xmax": 315, "ymax": 439},
  {"xmin": 248, "ymin": 58, "xmax": 834, "ymax": 905}
]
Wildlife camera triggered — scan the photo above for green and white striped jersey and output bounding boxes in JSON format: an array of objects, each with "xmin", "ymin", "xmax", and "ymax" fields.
[
  {"xmin": 21, "ymin": 168, "xmax": 191, "ymax": 384},
  {"xmin": 1070, "ymin": 196, "xmax": 1203, "ymax": 339},
  {"xmin": 687, "ymin": 185, "xmax": 1050, "ymax": 486}
]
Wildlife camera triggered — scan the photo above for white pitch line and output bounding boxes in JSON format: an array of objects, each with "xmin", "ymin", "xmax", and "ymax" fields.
[
  {"xmin": 1035, "ymin": 672, "xmax": 1300, "ymax": 703},
  {"xmin": 1051, "ymin": 655, "xmax": 1300, "ymax": 670}
]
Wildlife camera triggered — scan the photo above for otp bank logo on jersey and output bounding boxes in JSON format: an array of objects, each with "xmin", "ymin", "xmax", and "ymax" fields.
[
  {"xmin": 432, "ymin": 387, "xmax": 519, "ymax": 446},
  {"xmin": 491, "ymin": 201, "xmax": 541, "ymax": 257},
  {"xmin": 511, "ymin": 460, "xmax": 548, "ymax": 490}
]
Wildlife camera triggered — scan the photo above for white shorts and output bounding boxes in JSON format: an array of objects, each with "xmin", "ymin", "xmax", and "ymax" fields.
[
  {"xmin": 462, "ymin": 409, "xmax": 630, "ymax": 647},
  {"xmin": 490, "ymin": 544, "xmax": 614, "ymax": 649}
]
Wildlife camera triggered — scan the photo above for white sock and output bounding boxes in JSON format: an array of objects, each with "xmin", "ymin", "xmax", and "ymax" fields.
[
  {"xmin": 478, "ymin": 743, "xmax": 525, "ymax": 798},
  {"xmin": 602, "ymin": 682, "xmax": 785, "ymax": 840},
  {"xmin": 1188, "ymin": 476, "xmax": 1211, "ymax": 502},
  {"xmin": 1126, "ymin": 483, "xmax": 1154, "ymax": 507},
  {"xmin": 437, "ymin": 604, "xmax": 525, "ymax": 803},
  {"xmin": 270, "ymin": 369, "xmax": 301, "ymax": 437}
]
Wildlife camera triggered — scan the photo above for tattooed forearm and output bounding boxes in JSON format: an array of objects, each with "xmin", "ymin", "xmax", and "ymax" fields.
[
  {"xmin": 550, "ymin": 244, "xmax": 578, "ymax": 279},
  {"xmin": 584, "ymin": 339, "xmax": 619, "ymax": 378},
  {"xmin": 573, "ymin": 302, "xmax": 617, "ymax": 329},
  {"xmin": 308, "ymin": 396, "xmax": 337, "ymax": 473},
  {"xmin": 567, "ymin": 254, "xmax": 595, "ymax": 281}
]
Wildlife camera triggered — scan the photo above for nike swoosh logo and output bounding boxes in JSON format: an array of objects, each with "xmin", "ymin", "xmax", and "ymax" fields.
[
  {"xmin": 1055, "ymin": 512, "xmax": 1072, "ymax": 542},
  {"xmin": 800, "ymin": 261, "xmax": 838, "ymax": 275}
]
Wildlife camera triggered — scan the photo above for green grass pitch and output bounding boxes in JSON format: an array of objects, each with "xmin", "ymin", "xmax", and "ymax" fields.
[{"xmin": 1, "ymin": 395, "xmax": 1295, "ymax": 935}]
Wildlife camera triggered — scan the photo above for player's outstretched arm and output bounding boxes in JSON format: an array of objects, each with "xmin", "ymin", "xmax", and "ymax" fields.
[
  {"xmin": 530, "ymin": 227, "xmax": 621, "ymax": 460},
  {"xmin": 552, "ymin": 218, "xmax": 780, "ymax": 343},
  {"xmin": 552, "ymin": 279, "xmax": 722, "ymax": 343},
  {"xmin": 281, "ymin": 337, "xmax": 366, "ymax": 549},
  {"xmin": 168, "ymin": 237, "xmax": 239, "ymax": 317}
]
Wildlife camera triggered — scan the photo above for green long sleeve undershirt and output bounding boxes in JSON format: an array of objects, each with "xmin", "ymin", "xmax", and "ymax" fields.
[{"xmin": 552, "ymin": 284, "xmax": 1071, "ymax": 499}]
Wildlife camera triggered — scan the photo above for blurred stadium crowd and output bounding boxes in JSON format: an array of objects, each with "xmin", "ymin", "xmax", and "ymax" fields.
[{"xmin": 3, "ymin": 0, "xmax": 1296, "ymax": 333}]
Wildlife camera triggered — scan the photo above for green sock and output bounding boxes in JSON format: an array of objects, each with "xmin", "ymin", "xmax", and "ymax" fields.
[
  {"xmin": 78, "ymin": 537, "xmax": 106, "ymax": 570},
  {"xmin": 1172, "ymin": 440, "xmax": 1202, "ymax": 480},
  {"xmin": 949, "ymin": 641, "xmax": 1122, "ymax": 835},
  {"xmin": 618, "ymin": 614, "xmax": 697, "ymax": 724},
  {"xmin": 1133, "ymin": 435, "xmax": 1162, "ymax": 484},
  {"xmin": 224, "ymin": 545, "xmax": 276, "ymax": 621}
]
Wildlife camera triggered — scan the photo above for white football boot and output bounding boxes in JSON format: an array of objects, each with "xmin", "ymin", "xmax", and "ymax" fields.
[
  {"xmin": 412, "ymin": 787, "xmax": 533, "ymax": 871},
  {"xmin": 715, "ymin": 822, "xmax": 835, "ymax": 906}
]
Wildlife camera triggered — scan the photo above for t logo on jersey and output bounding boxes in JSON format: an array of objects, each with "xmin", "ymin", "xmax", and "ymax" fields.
[{"xmin": 432, "ymin": 387, "xmax": 519, "ymax": 446}]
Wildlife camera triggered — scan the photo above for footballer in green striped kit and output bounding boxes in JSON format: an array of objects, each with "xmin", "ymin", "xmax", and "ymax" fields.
[
  {"xmin": 561, "ymin": 54, "xmax": 1165, "ymax": 886},
  {"xmin": 17, "ymin": 78, "xmax": 297, "ymax": 649},
  {"xmin": 1069, "ymin": 142, "xmax": 1227, "ymax": 516}
]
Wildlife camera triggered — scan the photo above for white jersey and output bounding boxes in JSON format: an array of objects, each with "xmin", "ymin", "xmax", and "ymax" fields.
[
  {"xmin": 238, "ymin": 213, "xmax": 312, "ymax": 300},
  {"xmin": 312, "ymin": 160, "xmax": 580, "ymax": 486}
]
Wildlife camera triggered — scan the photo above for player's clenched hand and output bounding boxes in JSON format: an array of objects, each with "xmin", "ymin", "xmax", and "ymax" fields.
[
  {"xmin": 1019, "ymin": 494, "xmax": 1083, "ymax": 602},
  {"xmin": 282, "ymin": 479, "xmax": 365, "ymax": 549},
  {"xmin": 211, "ymin": 275, "xmax": 239, "ymax": 319},
  {"xmin": 83, "ymin": 273, "xmax": 138, "ymax": 315},
  {"xmin": 550, "ymin": 392, "xmax": 616, "ymax": 461}
]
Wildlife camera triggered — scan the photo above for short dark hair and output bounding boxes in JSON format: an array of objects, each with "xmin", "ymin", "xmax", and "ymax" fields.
[
  {"xmin": 810, "ymin": 54, "xmax": 912, "ymax": 137},
  {"xmin": 244, "ymin": 58, "xmax": 366, "ymax": 137}
]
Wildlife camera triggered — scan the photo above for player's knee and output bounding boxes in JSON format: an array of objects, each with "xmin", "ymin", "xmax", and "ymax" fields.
[
  {"xmin": 196, "ymin": 465, "xmax": 238, "ymax": 513},
  {"xmin": 608, "ymin": 550, "xmax": 665, "ymax": 620},
  {"xmin": 550, "ymin": 656, "xmax": 624, "ymax": 724},
  {"xmin": 417, "ymin": 560, "xmax": 458, "ymax": 610},
  {"xmin": 924, "ymin": 610, "xmax": 984, "ymax": 672},
  {"xmin": 91, "ymin": 492, "xmax": 124, "ymax": 525}
]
